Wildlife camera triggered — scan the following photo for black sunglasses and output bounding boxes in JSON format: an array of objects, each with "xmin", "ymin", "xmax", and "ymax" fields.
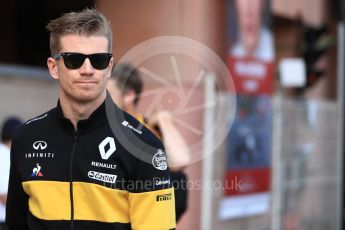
[{"xmin": 53, "ymin": 52, "xmax": 112, "ymax": 70}]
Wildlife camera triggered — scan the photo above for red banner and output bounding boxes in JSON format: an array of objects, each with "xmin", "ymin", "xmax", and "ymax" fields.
[
  {"xmin": 228, "ymin": 56, "xmax": 274, "ymax": 95},
  {"xmin": 224, "ymin": 168, "xmax": 271, "ymax": 196}
]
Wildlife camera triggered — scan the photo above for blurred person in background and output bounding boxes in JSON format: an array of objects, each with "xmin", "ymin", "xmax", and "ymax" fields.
[
  {"xmin": 231, "ymin": 0, "xmax": 273, "ymax": 61},
  {"xmin": 6, "ymin": 9, "xmax": 175, "ymax": 230},
  {"xmin": 107, "ymin": 62, "xmax": 190, "ymax": 222},
  {"xmin": 0, "ymin": 117, "xmax": 22, "ymax": 230}
]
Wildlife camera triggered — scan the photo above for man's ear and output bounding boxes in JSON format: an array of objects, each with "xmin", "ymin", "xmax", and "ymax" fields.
[
  {"xmin": 106, "ymin": 57, "xmax": 114, "ymax": 79},
  {"xmin": 47, "ymin": 57, "xmax": 59, "ymax": 80}
]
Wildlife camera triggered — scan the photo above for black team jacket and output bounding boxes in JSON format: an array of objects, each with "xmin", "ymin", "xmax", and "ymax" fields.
[{"xmin": 6, "ymin": 95, "xmax": 176, "ymax": 230}]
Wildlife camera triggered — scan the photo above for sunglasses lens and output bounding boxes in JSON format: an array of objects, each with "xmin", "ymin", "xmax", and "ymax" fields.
[
  {"xmin": 62, "ymin": 53, "xmax": 85, "ymax": 69},
  {"xmin": 90, "ymin": 54, "xmax": 112, "ymax": 70},
  {"xmin": 59, "ymin": 53, "xmax": 112, "ymax": 70}
]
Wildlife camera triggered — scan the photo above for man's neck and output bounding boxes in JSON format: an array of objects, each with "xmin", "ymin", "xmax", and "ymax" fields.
[{"xmin": 59, "ymin": 92, "xmax": 106, "ymax": 130}]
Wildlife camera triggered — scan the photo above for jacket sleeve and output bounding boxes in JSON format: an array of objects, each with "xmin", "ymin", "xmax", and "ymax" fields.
[
  {"xmin": 6, "ymin": 138, "xmax": 29, "ymax": 230},
  {"xmin": 128, "ymin": 144, "xmax": 176, "ymax": 230},
  {"xmin": 171, "ymin": 171, "xmax": 188, "ymax": 222}
]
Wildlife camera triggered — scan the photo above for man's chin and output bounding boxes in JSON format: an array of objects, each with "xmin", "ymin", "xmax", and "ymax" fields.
[{"xmin": 71, "ymin": 91, "xmax": 104, "ymax": 104}]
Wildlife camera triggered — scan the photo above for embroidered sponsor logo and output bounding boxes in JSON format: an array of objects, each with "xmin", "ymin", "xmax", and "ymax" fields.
[
  {"xmin": 25, "ymin": 152, "xmax": 55, "ymax": 159},
  {"xmin": 33, "ymin": 141, "xmax": 47, "ymax": 150},
  {"xmin": 122, "ymin": 120, "xmax": 143, "ymax": 135},
  {"xmin": 31, "ymin": 163, "xmax": 43, "ymax": 177},
  {"xmin": 99, "ymin": 137, "xmax": 116, "ymax": 160},
  {"xmin": 152, "ymin": 149, "xmax": 167, "ymax": 170},
  {"xmin": 88, "ymin": 171, "xmax": 117, "ymax": 184},
  {"xmin": 156, "ymin": 193, "xmax": 172, "ymax": 202},
  {"xmin": 91, "ymin": 161, "xmax": 116, "ymax": 170},
  {"xmin": 26, "ymin": 141, "xmax": 54, "ymax": 159},
  {"xmin": 155, "ymin": 179, "xmax": 170, "ymax": 186}
]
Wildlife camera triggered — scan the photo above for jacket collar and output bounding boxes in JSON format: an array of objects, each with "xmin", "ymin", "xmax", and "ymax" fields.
[{"xmin": 56, "ymin": 94, "xmax": 110, "ymax": 134}]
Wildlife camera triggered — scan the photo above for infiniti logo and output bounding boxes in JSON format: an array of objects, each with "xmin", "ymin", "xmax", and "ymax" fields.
[{"xmin": 33, "ymin": 141, "xmax": 47, "ymax": 150}]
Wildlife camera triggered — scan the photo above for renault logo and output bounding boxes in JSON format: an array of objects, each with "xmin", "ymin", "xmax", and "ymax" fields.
[
  {"xmin": 33, "ymin": 141, "xmax": 47, "ymax": 150},
  {"xmin": 99, "ymin": 137, "xmax": 116, "ymax": 160}
]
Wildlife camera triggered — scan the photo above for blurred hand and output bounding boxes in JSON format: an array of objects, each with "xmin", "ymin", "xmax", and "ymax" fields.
[
  {"xmin": 147, "ymin": 111, "xmax": 173, "ymax": 129},
  {"xmin": 147, "ymin": 110, "xmax": 190, "ymax": 171}
]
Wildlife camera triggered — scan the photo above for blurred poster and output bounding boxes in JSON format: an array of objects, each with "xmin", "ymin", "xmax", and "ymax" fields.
[
  {"xmin": 227, "ymin": 0, "xmax": 274, "ymax": 95},
  {"xmin": 219, "ymin": 95, "xmax": 272, "ymax": 220},
  {"xmin": 220, "ymin": 0, "xmax": 274, "ymax": 220}
]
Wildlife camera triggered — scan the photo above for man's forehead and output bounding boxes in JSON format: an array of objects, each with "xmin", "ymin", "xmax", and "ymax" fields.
[{"xmin": 59, "ymin": 34, "xmax": 109, "ymax": 53}]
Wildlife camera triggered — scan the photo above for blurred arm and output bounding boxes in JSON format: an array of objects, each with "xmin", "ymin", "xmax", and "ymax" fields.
[{"xmin": 148, "ymin": 111, "xmax": 191, "ymax": 171}]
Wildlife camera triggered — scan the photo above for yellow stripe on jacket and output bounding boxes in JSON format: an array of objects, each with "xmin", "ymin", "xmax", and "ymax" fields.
[{"xmin": 22, "ymin": 180, "xmax": 176, "ymax": 229}]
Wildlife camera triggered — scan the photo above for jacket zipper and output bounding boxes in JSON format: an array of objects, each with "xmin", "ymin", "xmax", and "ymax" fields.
[{"xmin": 69, "ymin": 132, "xmax": 78, "ymax": 230}]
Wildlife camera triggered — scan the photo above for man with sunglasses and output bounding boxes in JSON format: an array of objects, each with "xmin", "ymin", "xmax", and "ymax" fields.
[{"xmin": 6, "ymin": 8, "xmax": 176, "ymax": 230}]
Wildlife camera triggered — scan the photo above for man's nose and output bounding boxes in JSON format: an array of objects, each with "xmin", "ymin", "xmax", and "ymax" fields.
[{"xmin": 79, "ymin": 58, "xmax": 95, "ymax": 74}]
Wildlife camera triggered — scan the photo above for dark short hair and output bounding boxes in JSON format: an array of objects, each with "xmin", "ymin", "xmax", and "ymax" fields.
[
  {"xmin": 1, "ymin": 117, "xmax": 23, "ymax": 142},
  {"xmin": 46, "ymin": 8, "xmax": 112, "ymax": 55},
  {"xmin": 111, "ymin": 63, "xmax": 143, "ymax": 105}
]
